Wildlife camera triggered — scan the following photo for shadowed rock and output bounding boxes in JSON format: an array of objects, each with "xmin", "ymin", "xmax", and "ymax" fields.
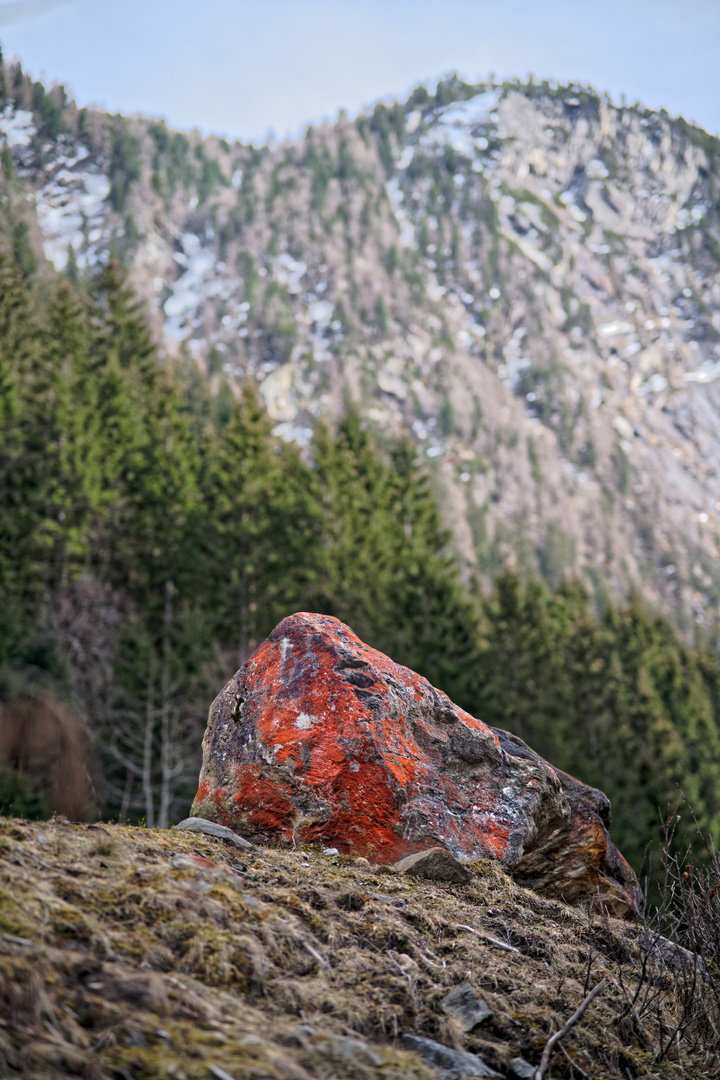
[
  {"xmin": 401, "ymin": 1034, "xmax": 503, "ymax": 1078},
  {"xmin": 394, "ymin": 847, "xmax": 472, "ymax": 884},
  {"xmin": 440, "ymin": 980, "xmax": 493, "ymax": 1031},
  {"xmin": 191, "ymin": 612, "xmax": 642, "ymax": 917},
  {"xmin": 173, "ymin": 816, "xmax": 254, "ymax": 850}
]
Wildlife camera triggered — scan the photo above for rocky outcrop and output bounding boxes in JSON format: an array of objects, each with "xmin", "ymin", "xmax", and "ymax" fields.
[
  {"xmin": 2, "ymin": 74, "xmax": 720, "ymax": 627},
  {"xmin": 191, "ymin": 612, "xmax": 641, "ymax": 917}
]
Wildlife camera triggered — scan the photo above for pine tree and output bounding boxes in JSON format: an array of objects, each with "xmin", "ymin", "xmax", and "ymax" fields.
[
  {"xmin": 0, "ymin": 249, "xmax": 36, "ymax": 653},
  {"xmin": 310, "ymin": 415, "xmax": 482, "ymax": 708},
  {"xmin": 19, "ymin": 281, "xmax": 105, "ymax": 629},
  {"xmin": 379, "ymin": 437, "xmax": 482, "ymax": 709},
  {"xmin": 475, "ymin": 571, "xmax": 574, "ymax": 760},
  {"xmin": 600, "ymin": 596, "xmax": 720, "ymax": 877},
  {"xmin": 89, "ymin": 260, "xmax": 205, "ymax": 827},
  {"xmin": 200, "ymin": 382, "xmax": 320, "ymax": 666}
]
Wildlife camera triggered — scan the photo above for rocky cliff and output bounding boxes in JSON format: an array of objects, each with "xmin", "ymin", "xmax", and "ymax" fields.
[{"xmin": 2, "ymin": 68, "xmax": 720, "ymax": 626}]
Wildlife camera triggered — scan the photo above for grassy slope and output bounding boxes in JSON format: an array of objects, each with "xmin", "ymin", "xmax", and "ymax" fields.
[{"xmin": 0, "ymin": 817, "xmax": 715, "ymax": 1080}]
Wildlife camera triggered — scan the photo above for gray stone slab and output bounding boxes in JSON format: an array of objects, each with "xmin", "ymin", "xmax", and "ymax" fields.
[
  {"xmin": 173, "ymin": 816, "xmax": 254, "ymax": 850},
  {"xmin": 440, "ymin": 980, "xmax": 493, "ymax": 1031},
  {"xmin": 401, "ymin": 1034, "xmax": 502, "ymax": 1078}
]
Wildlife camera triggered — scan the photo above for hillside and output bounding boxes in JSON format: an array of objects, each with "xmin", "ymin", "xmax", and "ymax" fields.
[
  {"xmin": 2, "ymin": 61, "xmax": 720, "ymax": 628},
  {"xmin": 1, "ymin": 815, "xmax": 718, "ymax": 1079}
]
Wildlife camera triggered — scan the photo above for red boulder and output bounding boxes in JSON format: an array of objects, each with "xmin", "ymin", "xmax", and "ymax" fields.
[{"xmin": 191, "ymin": 612, "xmax": 641, "ymax": 917}]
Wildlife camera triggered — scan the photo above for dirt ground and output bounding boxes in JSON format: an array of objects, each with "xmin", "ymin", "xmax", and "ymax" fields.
[{"xmin": 0, "ymin": 816, "xmax": 717, "ymax": 1080}]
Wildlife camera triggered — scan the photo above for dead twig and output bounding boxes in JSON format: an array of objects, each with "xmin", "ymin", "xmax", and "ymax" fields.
[
  {"xmin": 535, "ymin": 980, "xmax": 608, "ymax": 1079},
  {"xmin": 559, "ymin": 1040, "xmax": 591, "ymax": 1080},
  {"xmin": 300, "ymin": 937, "xmax": 330, "ymax": 970},
  {"xmin": 454, "ymin": 924, "xmax": 522, "ymax": 954}
]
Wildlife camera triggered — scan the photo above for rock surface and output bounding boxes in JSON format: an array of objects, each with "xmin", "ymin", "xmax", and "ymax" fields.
[
  {"xmin": 440, "ymin": 981, "xmax": 493, "ymax": 1031},
  {"xmin": 5, "ymin": 76, "xmax": 720, "ymax": 627},
  {"xmin": 401, "ymin": 1035, "xmax": 503, "ymax": 1078},
  {"xmin": 173, "ymin": 816, "xmax": 254, "ymax": 849},
  {"xmin": 191, "ymin": 612, "xmax": 641, "ymax": 917},
  {"xmin": 394, "ymin": 847, "xmax": 472, "ymax": 885}
]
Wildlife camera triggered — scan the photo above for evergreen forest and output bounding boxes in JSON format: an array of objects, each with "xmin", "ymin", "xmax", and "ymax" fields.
[{"xmin": 1, "ymin": 243, "xmax": 720, "ymax": 898}]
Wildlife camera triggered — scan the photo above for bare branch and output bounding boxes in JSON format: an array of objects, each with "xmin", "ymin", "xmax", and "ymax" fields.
[
  {"xmin": 535, "ymin": 980, "xmax": 608, "ymax": 1079},
  {"xmin": 454, "ymin": 924, "xmax": 522, "ymax": 954}
]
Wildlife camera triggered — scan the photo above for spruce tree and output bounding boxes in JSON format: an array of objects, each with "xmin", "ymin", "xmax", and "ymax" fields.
[
  {"xmin": 0, "ymin": 249, "xmax": 35, "ymax": 649},
  {"xmin": 600, "ymin": 596, "xmax": 720, "ymax": 877},
  {"xmin": 310, "ymin": 414, "xmax": 482, "ymax": 708},
  {"xmin": 23, "ymin": 281, "xmax": 106, "ymax": 628},
  {"xmin": 89, "ymin": 260, "xmax": 205, "ymax": 827},
  {"xmin": 0, "ymin": 248, "xmax": 34, "ymax": 635},
  {"xmin": 475, "ymin": 570, "xmax": 574, "ymax": 761},
  {"xmin": 200, "ymin": 382, "xmax": 320, "ymax": 666}
]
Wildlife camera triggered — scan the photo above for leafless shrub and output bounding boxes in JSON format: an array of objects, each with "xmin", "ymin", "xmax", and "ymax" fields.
[{"xmin": 610, "ymin": 804, "xmax": 720, "ymax": 1073}]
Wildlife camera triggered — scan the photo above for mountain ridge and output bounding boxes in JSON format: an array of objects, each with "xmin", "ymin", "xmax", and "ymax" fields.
[{"xmin": 2, "ymin": 59, "xmax": 720, "ymax": 630}]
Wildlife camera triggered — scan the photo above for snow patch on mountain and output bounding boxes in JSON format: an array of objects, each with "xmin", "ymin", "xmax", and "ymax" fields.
[
  {"xmin": 0, "ymin": 106, "xmax": 34, "ymax": 148},
  {"xmin": 35, "ymin": 166, "xmax": 110, "ymax": 272}
]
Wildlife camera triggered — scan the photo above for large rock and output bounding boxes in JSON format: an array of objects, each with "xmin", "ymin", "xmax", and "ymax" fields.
[{"xmin": 191, "ymin": 612, "xmax": 641, "ymax": 917}]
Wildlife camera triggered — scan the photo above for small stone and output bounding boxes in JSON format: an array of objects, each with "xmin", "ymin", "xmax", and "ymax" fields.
[
  {"xmin": 173, "ymin": 816, "xmax": 253, "ymax": 850},
  {"xmin": 510, "ymin": 1058, "xmax": 537, "ymax": 1079},
  {"xmin": 374, "ymin": 893, "xmax": 407, "ymax": 907},
  {"xmin": 322, "ymin": 847, "xmax": 340, "ymax": 856},
  {"xmin": 330, "ymin": 1035, "xmax": 382, "ymax": 1067},
  {"xmin": 171, "ymin": 853, "xmax": 238, "ymax": 879},
  {"xmin": 401, "ymin": 1034, "xmax": 502, "ymax": 1078},
  {"xmin": 124, "ymin": 1030, "xmax": 146, "ymax": 1048},
  {"xmin": 394, "ymin": 847, "xmax": 472, "ymax": 884},
  {"xmin": 440, "ymin": 980, "xmax": 493, "ymax": 1030},
  {"xmin": 637, "ymin": 930, "xmax": 706, "ymax": 973},
  {"xmin": 209, "ymin": 1067, "xmax": 237, "ymax": 1080}
]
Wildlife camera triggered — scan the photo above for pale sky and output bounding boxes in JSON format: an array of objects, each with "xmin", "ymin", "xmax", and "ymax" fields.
[{"xmin": 0, "ymin": 0, "xmax": 718, "ymax": 141}]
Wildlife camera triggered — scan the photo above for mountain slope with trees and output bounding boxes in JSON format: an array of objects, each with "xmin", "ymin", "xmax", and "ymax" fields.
[
  {"xmin": 2, "ymin": 50, "xmax": 720, "ymax": 630},
  {"xmin": 0, "ymin": 242, "xmax": 719, "ymax": 896}
]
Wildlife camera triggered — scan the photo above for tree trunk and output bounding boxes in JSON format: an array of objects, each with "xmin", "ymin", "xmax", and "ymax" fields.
[
  {"xmin": 158, "ymin": 579, "xmax": 174, "ymax": 829},
  {"xmin": 142, "ymin": 651, "xmax": 156, "ymax": 827}
]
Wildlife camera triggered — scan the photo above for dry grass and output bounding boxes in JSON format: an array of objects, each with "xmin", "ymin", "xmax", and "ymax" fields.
[{"xmin": 0, "ymin": 816, "xmax": 717, "ymax": 1080}]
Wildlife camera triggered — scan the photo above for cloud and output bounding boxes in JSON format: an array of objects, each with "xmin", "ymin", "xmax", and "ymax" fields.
[{"xmin": 0, "ymin": 0, "xmax": 73, "ymax": 28}]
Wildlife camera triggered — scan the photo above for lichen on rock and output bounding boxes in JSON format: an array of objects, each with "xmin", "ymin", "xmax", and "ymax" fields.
[{"xmin": 191, "ymin": 612, "xmax": 641, "ymax": 917}]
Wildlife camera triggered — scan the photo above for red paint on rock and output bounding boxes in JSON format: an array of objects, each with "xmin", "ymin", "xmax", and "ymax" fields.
[{"xmin": 191, "ymin": 612, "xmax": 642, "ymax": 916}]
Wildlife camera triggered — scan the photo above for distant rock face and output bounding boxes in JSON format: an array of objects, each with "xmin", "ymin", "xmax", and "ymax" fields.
[
  {"xmin": 3, "ymin": 79, "xmax": 720, "ymax": 625},
  {"xmin": 191, "ymin": 612, "xmax": 641, "ymax": 917}
]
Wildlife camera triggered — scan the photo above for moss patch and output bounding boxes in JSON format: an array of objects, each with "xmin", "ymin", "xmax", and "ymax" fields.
[{"xmin": 0, "ymin": 816, "xmax": 716, "ymax": 1079}]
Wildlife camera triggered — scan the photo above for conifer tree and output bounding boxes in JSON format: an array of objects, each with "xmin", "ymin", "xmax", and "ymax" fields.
[
  {"xmin": 89, "ymin": 260, "xmax": 205, "ymax": 827},
  {"xmin": 22, "ymin": 281, "xmax": 106, "ymax": 628},
  {"xmin": 0, "ymin": 247, "xmax": 34, "ymax": 635},
  {"xmin": 200, "ymin": 382, "xmax": 320, "ymax": 666},
  {"xmin": 379, "ymin": 437, "xmax": 482, "ymax": 709},
  {"xmin": 599, "ymin": 596, "xmax": 720, "ymax": 876},
  {"xmin": 311, "ymin": 414, "xmax": 481, "ymax": 708},
  {"xmin": 475, "ymin": 570, "xmax": 574, "ymax": 761},
  {"xmin": 0, "ymin": 249, "xmax": 35, "ymax": 648}
]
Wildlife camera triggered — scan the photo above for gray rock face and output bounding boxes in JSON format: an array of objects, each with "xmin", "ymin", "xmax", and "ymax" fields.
[
  {"xmin": 172, "ymin": 816, "xmax": 254, "ymax": 850},
  {"xmin": 440, "ymin": 981, "xmax": 493, "ymax": 1031},
  {"xmin": 394, "ymin": 847, "xmax": 473, "ymax": 885},
  {"xmin": 401, "ymin": 1034, "xmax": 503, "ymax": 1078},
  {"xmin": 3, "ymin": 80, "xmax": 720, "ymax": 626},
  {"xmin": 510, "ymin": 1059, "xmax": 537, "ymax": 1079}
]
